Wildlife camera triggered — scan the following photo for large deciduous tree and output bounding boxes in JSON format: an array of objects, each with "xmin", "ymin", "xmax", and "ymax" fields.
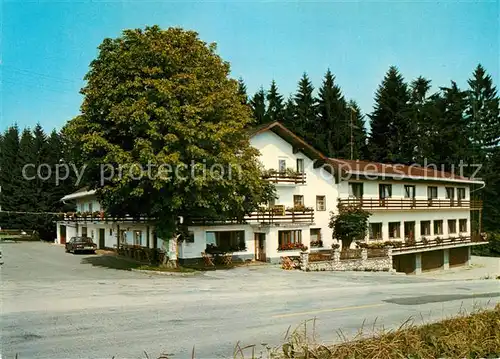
[{"xmin": 63, "ymin": 26, "xmax": 275, "ymax": 261}]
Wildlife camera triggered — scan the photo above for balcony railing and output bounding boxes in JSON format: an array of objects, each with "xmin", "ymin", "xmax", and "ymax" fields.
[
  {"xmin": 390, "ymin": 235, "xmax": 488, "ymax": 254},
  {"xmin": 187, "ymin": 206, "xmax": 315, "ymax": 226},
  {"xmin": 338, "ymin": 198, "xmax": 483, "ymax": 210},
  {"xmin": 263, "ymin": 171, "xmax": 306, "ymax": 184}
]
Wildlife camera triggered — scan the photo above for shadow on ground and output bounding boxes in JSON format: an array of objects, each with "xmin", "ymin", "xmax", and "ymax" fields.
[{"xmin": 80, "ymin": 254, "xmax": 143, "ymax": 270}]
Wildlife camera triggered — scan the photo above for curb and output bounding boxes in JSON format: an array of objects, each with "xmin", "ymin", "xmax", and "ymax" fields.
[{"xmin": 130, "ymin": 269, "xmax": 200, "ymax": 277}]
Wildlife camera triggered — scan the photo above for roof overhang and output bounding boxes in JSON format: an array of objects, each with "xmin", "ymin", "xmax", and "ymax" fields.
[
  {"xmin": 343, "ymin": 171, "xmax": 485, "ymax": 185},
  {"xmin": 60, "ymin": 190, "xmax": 96, "ymax": 202}
]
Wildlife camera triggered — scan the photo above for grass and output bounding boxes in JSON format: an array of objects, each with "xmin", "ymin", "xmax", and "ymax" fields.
[{"xmin": 148, "ymin": 304, "xmax": 500, "ymax": 359}]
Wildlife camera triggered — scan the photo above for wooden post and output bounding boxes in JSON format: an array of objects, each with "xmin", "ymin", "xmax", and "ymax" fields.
[
  {"xmin": 116, "ymin": 224, "xmax": 120, "ymax": 250},
  {"xmin": 146, "ymin": 226, "xmax": 150, "ymax": 248}
]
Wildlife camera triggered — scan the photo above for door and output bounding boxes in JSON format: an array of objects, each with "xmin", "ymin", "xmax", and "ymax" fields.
[
  {"xmin": 60, "ymin": 225, "xmax": 67, "ymax": 244},
  {"xmin": 254, "ymin": 233, "xmax": 266, "ymax": 262},
  {"xmin": 99, "ymin": 228, "xmax": 105, "ymax": 249}
]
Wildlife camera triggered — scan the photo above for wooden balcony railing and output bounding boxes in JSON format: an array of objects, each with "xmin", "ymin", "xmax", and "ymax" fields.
[
  {"xmin": 391, "ymin": 235, "xmax": 487, "ymax": 254},
  {"xmin": 338, "ymin": 198, "xmax": 483, "ymax": 210},
  {"xmin": 188, "ymin": 207, "xmax": 315, "ymax": 226},
  {"xmin": 263, "ymin": 172, "xmax": 306, "ymax": 184}
]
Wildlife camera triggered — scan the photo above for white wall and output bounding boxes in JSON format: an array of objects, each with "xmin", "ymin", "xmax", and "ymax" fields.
[
  {"xmin": 250, "ymin": 131, "xmax": 337, "ymax": 249},
  {"xmin": 366, "ymin": 209, "xmax": 471, "ymax": 242},
  {"xmin": 182, "ymin": 224, "xmax": 255, "ymax": 259},
  {"xmin": 338, "ymin": 179, "xmax": 470, "ymax": 201}
]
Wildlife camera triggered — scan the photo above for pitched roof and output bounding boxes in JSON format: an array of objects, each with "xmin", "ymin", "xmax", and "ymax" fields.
[
  {"xmin": 329, "ymin": 158, "xmax": 484, "ymax": 184},
  {"xmin": 61, "ymin": 187, "xmax": 96, "ymax": 201},
  {"xmin": 248, "ymin": 121, "xmax": 484, "ymax": 185}
]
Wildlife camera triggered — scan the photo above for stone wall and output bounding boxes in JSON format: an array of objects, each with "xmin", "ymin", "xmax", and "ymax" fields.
[{"xmin": 301, "ymin": 248, "xmax": 394, "ymax": 272}]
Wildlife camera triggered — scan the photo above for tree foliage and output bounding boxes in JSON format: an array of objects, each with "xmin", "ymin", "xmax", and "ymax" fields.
[
  {"xmin": 63, "ymin": 26, "xmax": 275, "ymax": 239},
  {"xmin": 329, "ymin": 204, "xmax": 371, "ymax": 249}
]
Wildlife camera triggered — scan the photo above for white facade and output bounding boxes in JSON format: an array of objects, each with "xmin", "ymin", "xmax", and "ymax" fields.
[{"xmin": 56, "ymin": 122, "xmax": 483, "ymax": 264}]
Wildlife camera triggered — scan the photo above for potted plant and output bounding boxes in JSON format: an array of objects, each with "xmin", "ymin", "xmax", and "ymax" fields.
[
  {"xmin": 421, "ymin": 236, "xmax": 429, "ymax": 245},
  {"xmin": 331, "ymin": 243, "xmax": 340, "ymax": 250},
  {"xmin": 435, "ymin": 236, "xmax": 443, "ymax": 244}
]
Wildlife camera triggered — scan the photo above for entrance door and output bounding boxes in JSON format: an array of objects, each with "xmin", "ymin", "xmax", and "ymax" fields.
[
  {"xmin": 60, "ymin": 225, "xmax": 67, "ymax": 244},
  {"xmin": 254, "ymin": 233, "xmax": 266, "ymax": 262},
  {"xmin": 99, "ymin": 228, "xmax": 105, "ymax": 249}
]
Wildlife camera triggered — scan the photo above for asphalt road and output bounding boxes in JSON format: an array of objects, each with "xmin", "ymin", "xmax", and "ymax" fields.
[{"xmin": 1, "ymin": 242, "xmax": 499, "ymax": 359}]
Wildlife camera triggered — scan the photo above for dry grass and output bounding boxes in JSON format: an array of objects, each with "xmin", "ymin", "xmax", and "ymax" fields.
[
  {"xmin": 153, "ymin": 304, "xmax": 500, "ymax": 359},
  {"xmin": 271, "ymin": 304, "xmax": 500, "ymax": 359}
]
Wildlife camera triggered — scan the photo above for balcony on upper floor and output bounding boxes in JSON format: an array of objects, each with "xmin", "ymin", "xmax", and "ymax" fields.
[
  {"xmin": 262, "ymin": 169, "xmax": 306, "ymax": 185},
  {"xmin": 187, "ymin": 205, "xmax": 315, "ymax": 226},
  {"xmin": 338, "ymin": 197, "xmax": 483, "ymax": 211}
]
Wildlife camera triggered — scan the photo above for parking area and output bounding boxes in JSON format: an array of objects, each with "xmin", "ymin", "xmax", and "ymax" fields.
[{"xmin": 2, "ymin": 242, "xmax": 499, "ymax": 358}]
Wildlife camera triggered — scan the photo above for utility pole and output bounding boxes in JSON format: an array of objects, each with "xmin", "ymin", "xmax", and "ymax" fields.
[{"xmin": 347, "ymin": 105, "xmax": 357, "ymax": 160}]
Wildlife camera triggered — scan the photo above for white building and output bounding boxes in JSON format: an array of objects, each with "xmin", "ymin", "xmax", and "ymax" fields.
[{"xmin": 56, "ymin": 122, "xmax": 485, "ymax": 272}]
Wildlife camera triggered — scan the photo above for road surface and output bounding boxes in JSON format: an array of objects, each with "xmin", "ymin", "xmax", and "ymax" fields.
[{"xmin": 1, "ymin": 242, "xmax": 499, "ymax": 358}]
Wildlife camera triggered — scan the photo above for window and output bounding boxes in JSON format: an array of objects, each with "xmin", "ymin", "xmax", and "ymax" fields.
[
  {"xmin": 278, "ymin": 230, "xmax": 302, "ymax": 250},
  {"xmin": 433, "ymin": 220, "xmax": 443, "ymax": 235},
  {"xmin": 89, "ymin": 202, "xmax": 93, "ymax": 213},
  {"xmin": 379, "ymin": 184, "xmax": 392, "ymax": 199},
  {"xmin": 348, "ymin": 182, "xmax": 363, "ymax": 198},
  {"xmin": 293, "ymin": 195, "xmax": 304, "ymax": 207},
  {"xmin": 404, "ymin": 185, "xmax": 416, "ymax": 198},
  {"xmin": 457, "ymin": 188, "xmax": 466, "ymax": 200},
  {"xmin": 81, "ymin": 226, "xmax": 88, "ymax": 237},
  {"xmin": 445, "ymin": 187, "xmax": 455, "ymax": 199},
  {"xmin": 119, "ymin": 230, "xmax": 127, "ymax": 244},
  {"xmin": 448, "ymin": 219, "xmax": 457, "ymax": 234},
  {"xmin": 206, "ymin": 231, "xmax": 246, "ymax": 252},
  {"xmin": 420, "ymin": 221, "xmax": 431, "ymax": 236},
  {"xmin": 310, "ymin": 228, "xmax": 322, "ymax": 247},
  {"xmin": 316, "ymin": 196, "xmax": 326, "ymax": 211},
  {"xmin": 404, "ymin": 221, "xmax": 415, "ymax": 240},
  {"xmin": 459, "ymin": 219, "xmax": 467, "ymax": 233},
  {"xmin": 369, "ymin": 223, "xmax": 382, "ymax": 240},
  {"xmin": 278, "ymin": 159, "xmax": 286, "ymax": 173},
  {"xmin": 134, "ymin": 230, "xmax": 142, "ymax": 245},
  {"xmin": 109, "ymin": 228, "xmax": 113, "ymax": 236},
  {"xmin": 389, "ymin": 222, "xmax": 401, "ymax": 239},
  {"xmin": 427, "ymin": 186, "xmax": 438, "ymax": 200},
  {"xmin": 296, "ymin": 158, "xmax": 304, "ymax": 173},
  {"xmin": 184, "ymin": 231, "xmax": 195, "ymax": 243}
]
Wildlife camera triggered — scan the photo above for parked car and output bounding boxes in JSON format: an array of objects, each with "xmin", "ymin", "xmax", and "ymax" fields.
[
  {"xmin": 0, "ymin": 249, "xmax": 3, "ymax": 265},
  {"xmin": 65, "ymin": 237, "xmax": 97, "ymax": 254}
]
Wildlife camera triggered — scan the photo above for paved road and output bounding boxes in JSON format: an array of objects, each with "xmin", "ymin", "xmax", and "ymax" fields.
[{"xmin": 1, "ymin": 242, "xmax": 499, "ymax": 359}]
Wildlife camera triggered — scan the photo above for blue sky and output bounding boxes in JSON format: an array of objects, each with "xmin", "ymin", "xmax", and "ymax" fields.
[{"xmin": 2, "ymin": 0, "xmax": 499, "ymax": 132}]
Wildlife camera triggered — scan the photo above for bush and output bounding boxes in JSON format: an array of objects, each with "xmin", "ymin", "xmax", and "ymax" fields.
[{"xmin": 472, "ymin": 232, "xmax": 500, "ymax": 257}]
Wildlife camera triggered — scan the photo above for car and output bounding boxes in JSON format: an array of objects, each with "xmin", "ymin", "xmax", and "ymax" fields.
[
  {"xmin": 65, "ymin": 236, "xmax": 97, "ymax": 254},
  {"xmin": 0, "ymin": 249, "xmax": 3, "ymax": 265}
]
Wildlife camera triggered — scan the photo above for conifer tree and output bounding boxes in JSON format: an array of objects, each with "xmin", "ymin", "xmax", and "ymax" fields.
[
  {"xmin": 265, "ymin": 80, "xmax": 284, "ymax": 123},
  {"xmin": 237, "ymin": 77, "xmax": 249, "ymax": 105},
  {"xmin": 368, "ymin": 66, "xmax": 412, "ymax": 163},
  {"xmin": 283, "ymin": 96, "xmax": 295, "ymax": 125},
  {"xmin": 293, "ymin": 73, "xmax": 317, "ymax": 142},
  {"xmin": 250, "ymin": 87, "xmax": 267, "ymax": 125},
  {"xmin": 317, "ymin": 69, "xmax": 348, "ymax": 157},
  {"xmin": 466, "ymin": 64, "xmax": 500, "ymax": 160},
  {"xmin": 347, "ymin": 100, "xmax": 369, "ymax": 160}
]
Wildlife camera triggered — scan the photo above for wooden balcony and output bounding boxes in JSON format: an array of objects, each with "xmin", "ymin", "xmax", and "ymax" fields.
[
  {"xmin": 263, "ymin": 171, "xmax": 306, "ymax": 185},
  {"xmin": 338, "ymin": 198, "xmax": 483, "ymax": 210},
  {"xmin": 391, "ymin": 235, "xmax": 488, "ymax": 255},
  {"xmin": 187, "ymin": 206, "xmax": 314, "ymax": 226}
]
